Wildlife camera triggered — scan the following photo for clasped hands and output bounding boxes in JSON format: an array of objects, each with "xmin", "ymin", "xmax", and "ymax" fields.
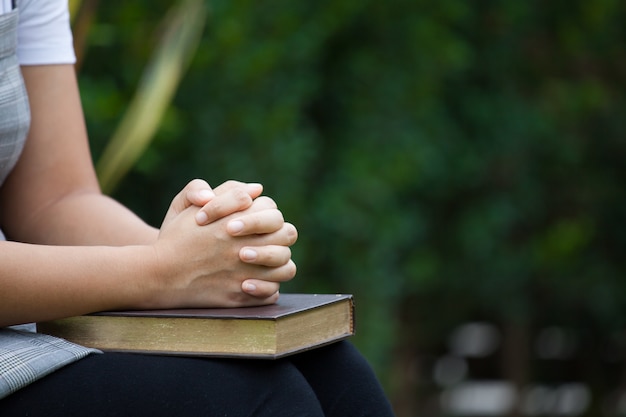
[{"xmin": 153, "ymin": 179, "xmax": 297, "ymax": 309}]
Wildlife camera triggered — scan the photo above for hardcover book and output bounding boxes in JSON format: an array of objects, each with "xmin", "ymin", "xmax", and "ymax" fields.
[{"xmin": 37, "ymin": 294, "xmax": 354, "ymax": 359}]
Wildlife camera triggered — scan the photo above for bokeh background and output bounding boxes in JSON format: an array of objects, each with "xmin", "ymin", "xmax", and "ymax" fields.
[{"xmin": 73, "ymin": 0, "xmax": 626, "ymax": 415}]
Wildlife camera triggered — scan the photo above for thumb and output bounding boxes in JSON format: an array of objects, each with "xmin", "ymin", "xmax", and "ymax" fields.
[{"xmin": 163, "ymin": 179, "xmax": 215, "ymax": 225}]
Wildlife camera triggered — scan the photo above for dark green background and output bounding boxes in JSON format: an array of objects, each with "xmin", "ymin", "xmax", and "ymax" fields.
[{"xmin": 78, "ymin": 1, "xmax": 626, "ymax": 415}]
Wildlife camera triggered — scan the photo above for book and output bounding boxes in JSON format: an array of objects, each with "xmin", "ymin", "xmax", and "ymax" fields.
[{"xmin": 37, "ymin": 294, "xmax": 354, "ymax": 359}]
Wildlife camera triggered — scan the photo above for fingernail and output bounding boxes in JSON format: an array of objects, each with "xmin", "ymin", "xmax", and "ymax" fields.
[
  {"xmin": 241, "ymin": 248, "xmax": 257, "ymax": 261},
  {"xmin": 242, "ymin": 282, "xmax": 257, "ymax": 292},
  {"xmin": 228, "ymin": 220, "xmax": 244, "ymax": 234},
  {"xmin": 195, "ymin": 211, "xmax": 208, "ymax": 224}
]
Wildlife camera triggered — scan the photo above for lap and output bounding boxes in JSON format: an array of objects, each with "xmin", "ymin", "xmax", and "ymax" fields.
[{"xmin": 0, "ymin": 341, "xmax": 394, "ymax": 417}]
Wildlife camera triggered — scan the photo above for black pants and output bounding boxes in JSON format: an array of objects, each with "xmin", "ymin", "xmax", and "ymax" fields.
[{"xmin": 0, "ymin": 341, "xmax": 395, "ymax": 416}]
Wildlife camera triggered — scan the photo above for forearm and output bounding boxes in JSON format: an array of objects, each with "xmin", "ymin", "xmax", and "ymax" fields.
[
  {"xmin": 0, "ymin": 65, "xmax": 158, "ymax": 246},
  {"xmin": 0, "ymin": 185, "xmax": 299, "ymax": 327},
  {"xmin": 10, "ymin": 191, "xmax": 159, "ymax": 246},
  {"xmin": 0, "ymin": 241, "xmax": 158, "ymax": 327}
]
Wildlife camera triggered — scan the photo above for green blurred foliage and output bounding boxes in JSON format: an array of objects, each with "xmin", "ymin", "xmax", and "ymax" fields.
[
  {"xmin": 79, "ymin": 0, "xmax": 626, "ymax": 413},
  {"xmin": 95, "ymin": 0, "xmax": 207, "ymax": 192}
]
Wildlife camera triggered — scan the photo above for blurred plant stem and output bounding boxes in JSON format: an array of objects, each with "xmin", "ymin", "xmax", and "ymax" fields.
[
  {"xmin": 69, "ymin": 0, "xmax": 98, "ymax": 71},
  {"xmin": 68, "ymin": 0, "xmax": 82, "ymax": 20},
  {"xmin": 95, "ymin": 0, "xmax": 207, "ymax": 193}
]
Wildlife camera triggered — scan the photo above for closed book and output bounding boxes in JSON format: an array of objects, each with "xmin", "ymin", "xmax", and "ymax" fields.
[{"xmin": 37, "ymin": 294, "xmax": 354, "ymax": 359}]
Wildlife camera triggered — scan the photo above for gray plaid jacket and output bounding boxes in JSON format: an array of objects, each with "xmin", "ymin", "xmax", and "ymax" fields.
[{"xmin": 0, "ymin": 8, "xmax": 99, "ymax": 400}]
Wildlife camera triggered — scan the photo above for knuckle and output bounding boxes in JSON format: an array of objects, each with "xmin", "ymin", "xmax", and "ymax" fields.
[
  {"xmin": 227, "ymin": 290, "xmax": 250, "ymax": 306},
  {"xmin": 223, "ymin": 180, "xmax": 240, "ymax": 188},
  {"xmin": 285, "ymin": 223, "xmax": 298, "ymax": 245},
  {"xmin": 264, "ymin": 209, "xmax": 284, "ymax": 227},
  {"xmin": 264, "ymin": 283, "xmax": 280, "ymax": 297},
  {"xmin": 216, "ymin": 180, "xmax": 244, "ymax": 195},
  {"xmin": 266, "ymin": 291, "xmax": 280, "ymax": 304},
  {"xmin": 283, "ymin": 246, "xmax": 292, "ymax": 262},
  {"xmin": 232, "ymin": 188, "xmax": 252, "ymax": 204},
  {"xmin": 189, "ymin": 178, "xmax": 207, "ymax": 188},
  {"xmin": 285, "ymin": 260, "xmax": 297, "ymax": 279},
  {"xmin": 244, "ymin": 213, "xmax": 262, "ymax": 229},
  {"xmin": 254, "ymin": 196, "xmax": 277, "ymax": 209},
  {"xmin": 269, "ymin": 246, "xmax": 291, "ymax": 265},
  {"xmin": 206, "ymin": 199, "xmax": 226, "ymax": 215}
]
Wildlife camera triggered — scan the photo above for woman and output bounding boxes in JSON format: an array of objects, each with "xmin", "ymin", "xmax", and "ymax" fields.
[{"xmin": 0, "ymin": 0, "xmax": 394, "ymax": 415}]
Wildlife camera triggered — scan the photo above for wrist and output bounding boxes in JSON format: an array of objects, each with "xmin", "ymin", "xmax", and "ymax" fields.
[
  {"xmin": 103, "ymin": 244, "xmax": 169, "ymax": 311},
  {"xmin": 127, "ymin": 243, "xmax": 181, "ymax": 310}
]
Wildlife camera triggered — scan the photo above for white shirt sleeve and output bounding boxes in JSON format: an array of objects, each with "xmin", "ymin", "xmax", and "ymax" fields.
[{"xmin": 16, "ymin": 0, "xmax": 76, "ymax": 65}]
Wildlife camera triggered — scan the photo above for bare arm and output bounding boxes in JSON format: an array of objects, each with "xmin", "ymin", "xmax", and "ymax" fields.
[
  {"xmin": 0, "ymin": 65, "xmax": 297, "ymax": 327},
  {"xmin": 0, "ymin": 65, "xmax": 158, "ymax": 246}
]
